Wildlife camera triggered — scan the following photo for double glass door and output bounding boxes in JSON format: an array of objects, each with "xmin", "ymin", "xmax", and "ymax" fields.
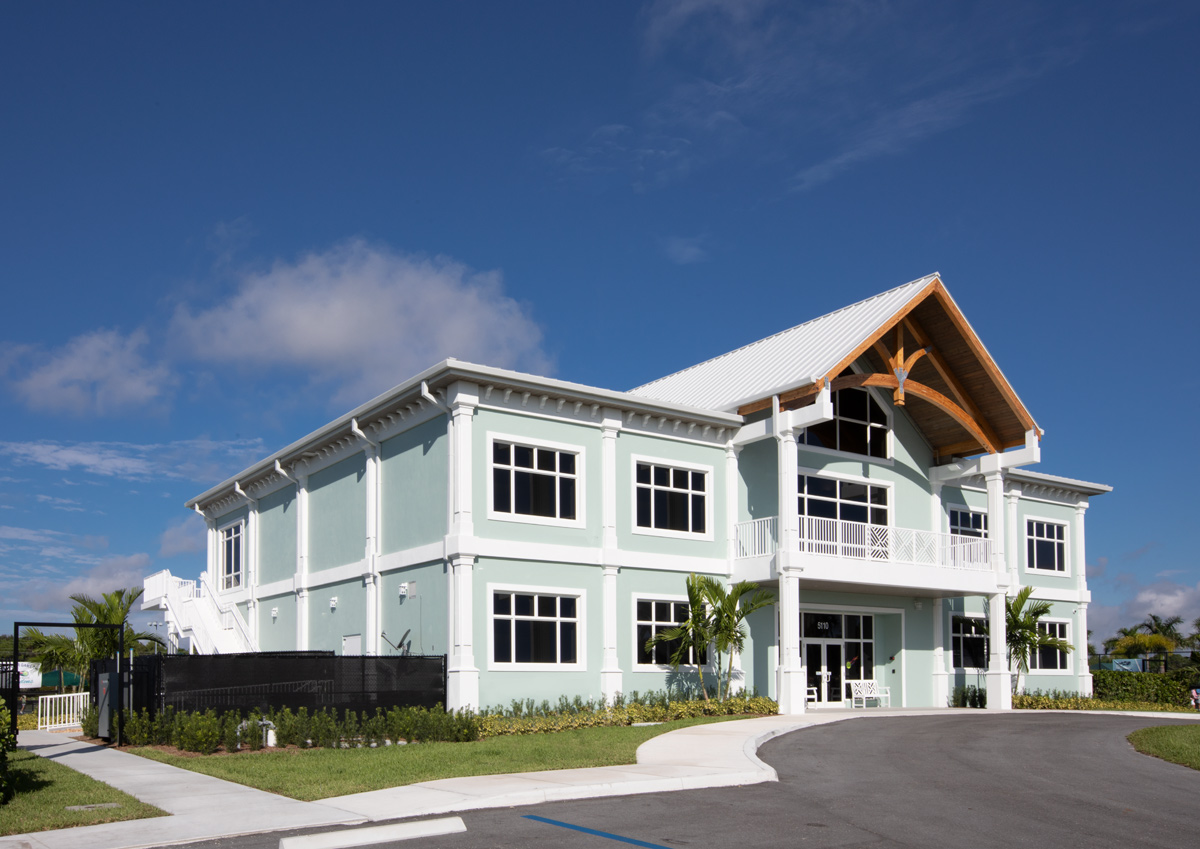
[
  {"xmin": 802, "ymin": 612, "xmax": 875, "ymax": 707},
  {"xmin": 806, "ymin": 642, "xmax": 842, "ymax": 705}
]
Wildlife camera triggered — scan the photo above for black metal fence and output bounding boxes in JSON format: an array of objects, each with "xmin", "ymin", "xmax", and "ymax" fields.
[{"xmin": 125, "ymin": 652, "xmax": 446, "ymax": 717}]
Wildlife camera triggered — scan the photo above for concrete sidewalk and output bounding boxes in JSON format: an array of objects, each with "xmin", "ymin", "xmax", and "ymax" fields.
[{"xmin": 8, "ymin": 708, "xmax": 1195, "ymax": 849}]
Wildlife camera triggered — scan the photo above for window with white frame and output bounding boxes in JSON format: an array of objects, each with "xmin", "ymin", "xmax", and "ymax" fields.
[
  {"xmin": 952, "ymin": 616, "xmax": 989, "ymax": 669},
  {"xmin": 950, "ymin": 509, "xmax": 988, "ymax": 538},
  {"xmin": 220, "ymin": 522, "xmax": 243, "ymax": 590},
  {"xmin": 1026, "ymin": 520, "xmax": 1066, "ymax": 572},
  {"xmin": 635, "ymin": 599, "xmax": 705, "ymax": 666},
  {"xmin": 492, "ymin": 440, "xmax": 578, "ymax": 522},
  {"xmin": 635, "ymin": 461, "xmax": 707, "ymax": 535},
  {"xmin": 492, "ymin": 590, "xmax": 578, "ymax": 665},
  {"xmin": 1030, "ymin": 621, "xmax": 1069, "ymax": 670},
  {"xmin": 801, "ymin": 370, "xmax": 889, "ymax": 459},
  {"xmin": 798, "ymin": 475, "xmax": 888, "ymax": 525}
]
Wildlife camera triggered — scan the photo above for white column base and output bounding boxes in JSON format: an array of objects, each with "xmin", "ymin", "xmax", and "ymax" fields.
[
  {"xmin": 601, "ymin": 670, "xmax": 623, "ymax": 705},
  {"xmin": 1079, "ymin": 672, "xmax": 1093, "ymax": 697},
  {"xmin": 933, "ymin": 670, "xmax": 950, "ymax": 708},
  {"xmin": 985, "ymin": 670, "xmax": 1012, "ymax": 710},
  {"xmin": 446, "ymin": 666, "xmax": 479, "ymax": 713},
  {"xmin": 777, "ymin": 668, "xmax": 808, "ymax": 714}
]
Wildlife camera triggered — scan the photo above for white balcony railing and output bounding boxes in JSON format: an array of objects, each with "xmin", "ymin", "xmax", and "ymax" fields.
[
  {"xmin": 38, "ymin": 692, "xmax": 89, "ymax": 731},
  {"xmin": 734, "ymin": 515, "xmax": 991, "ymax": 571}
]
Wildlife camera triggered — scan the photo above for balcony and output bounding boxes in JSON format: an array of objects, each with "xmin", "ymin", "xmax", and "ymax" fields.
[{"xmin": 735, "ymin": 516, "xmax": 992, "ymax": 572}]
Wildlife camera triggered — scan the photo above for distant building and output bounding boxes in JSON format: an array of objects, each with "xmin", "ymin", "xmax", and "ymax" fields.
[{"xmin": 144, "ymin": 273, "xmax": 1108, "ymax": 712}]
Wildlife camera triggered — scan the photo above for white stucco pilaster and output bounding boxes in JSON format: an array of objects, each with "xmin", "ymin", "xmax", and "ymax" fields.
[
  {"xmin": 985, "ymin": 470, "xmax": 1007, "ymax": 585},
  {"xmin": 932, "ymin": 596, "xmax": 948, "ymax": 707},
  {"xmin": 930, "ymin": 480, "xmax": 943, "ymax": 533},
  {"xmin": 986, "ymin": 591, "xmax": 1012, "ymax": 709},
  {"xmin": 448, "ymin": 382, "xmax": 478, "ymax": 543},
  {"xmin": 1075, "ymin": 501, "xmax": 1092, "ymax": 694},
  {"xmin": 774, "ymin": 406, "xmax": 804, "ymax": 714},
  {"xmin": 726, "ymin": 443, "xmax": 741, "ymax": 561},
  {"xmin": 601, "ymin": 410, "xmax": 621, "ymax": 554},
  {"xmin": 600, "ymin": 565, "xmax": 622, "ymax": 702},
  {"xmin": 295, "ymin": 472, "xmax": 309, "ymax": 651},
  {"xmin": 357, "ymin": 425, "xmax": 381, "ymax": 656},
  {"xmin": 1006, "ymin": 484, "xmax": 1022, "ymax": 586},
  {"xmin": 777, "ymin": 572, "xmax": 804, "ymax": 714},
  {"xmin": 446, "ymin": 554, "xmax": 479, "ymax": 711},
  {"xmin": 444, "ymin": 382, "xmax": 480, "ymax": 711}
]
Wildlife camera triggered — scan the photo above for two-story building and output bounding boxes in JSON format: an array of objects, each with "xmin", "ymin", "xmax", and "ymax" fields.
[{"xmin": 143, "ymin": 273, "xmax": 1108, "ymax": 713}]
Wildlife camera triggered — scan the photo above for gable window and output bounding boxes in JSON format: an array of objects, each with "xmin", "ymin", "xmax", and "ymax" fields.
[
  {"xmin": 635, "ymin": 599, "xmax": 705, "ymax": 666},
  {"xmin": 950, "ymin": 509, "xmax": 988, "ymax": 538},
  {"xmin": 952, "ymin": 616, "xmax": 988, "ymax": 669},
  {"xmin": 635, "ymin": 461, "xmax": 707, "ymax": 535},
  {"xmin": 1026, "ymin": 520, "xmax": 1066, "ymax": 572},
  {"xmin": 1030, "ymin": 621, "xmax": 1069, "ymax": 671},
  {"xmin": 492, "ymin": 590, "xmax": 579, "ymax": 666},
  {"xmin": 798, "ymin": 475, "xmax": 888, "ymax": 525},
  {"xmin": 492, "ymin": 439, "xmax": 578, "ymax": 522},
  {"xmin": 802, "ymin": 372, "xmax": 889, "ymax": 459},
  {"xmin": 220, "ymin": 522, "xmax": 243, "ymax": 590}
]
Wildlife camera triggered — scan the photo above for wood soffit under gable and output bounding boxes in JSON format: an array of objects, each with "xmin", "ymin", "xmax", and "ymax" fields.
[{"xmin": 736, "ymin": 278, "xmax": 1038, "ymax": 459}]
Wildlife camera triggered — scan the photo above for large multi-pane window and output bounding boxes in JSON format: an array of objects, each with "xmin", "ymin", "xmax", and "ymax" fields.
[
  {"xmin": 492, "ymin": 440, "xmax": 578, "ymax": 522},
  {"xmin": 1027, "ymin": 520, "xmax": 1066, "ymax": 572},
  {"xmin": 950, "ymin": 509, "xmax": 988, "ymax": 538},
  {"xmin": 1030, "ymin": 621, "xmax": 1069, "ymax": 670},
  {"xmin": 801, "ymin": 372, "xmax": 889, "ymax": 459},
  {"xmin": 635, "ymin": 599, "xmax": 705, "ymax": 666},
  {"xmin": 492, "ymin": 591, "xmax": 579, "ymax": 665},
  {"xmin": 220, "ymin": 522, "xmax": 242, "ymax": 590},
  {"xmin": 798, "ymin": 475, "xmax": 888, "ymax": 525},
  {"xmin": 635, "ymin": 461, "xmax": 707, "ymax": 534},
  {"xmin": 952, "ymin": 616, "xmax": 988, "ymax": 669}
]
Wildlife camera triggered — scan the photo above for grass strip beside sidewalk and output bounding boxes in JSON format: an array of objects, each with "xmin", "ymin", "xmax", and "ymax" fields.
[
  {"xmin": 130, "ymin": 715, "xmax": 737, "ymax": 801},
  {"xmin": 1128, "ymin": 724, "xmax": 1200, "ymax": 771},
  {"xmin": 1, "ymin": 749, "xmax": 166, "ymax": 836}
]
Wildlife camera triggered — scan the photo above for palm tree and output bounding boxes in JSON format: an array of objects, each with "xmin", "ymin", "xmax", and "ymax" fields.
[
  {"xmin": 1104, "ymin": 626, "xmax": 1140, "ymax": 657},
  {"xmin": 1005, "ymin": 586, "xmax": 1072, "ymax": 693},
  {"xmin": 644, "ymin": 574, "xmax": 717, "ymax": 701},
  {"xmin": 1111, "ymin": 632, "xmax": 1174, "ymax": 671},
  {"xmin": 1138, "ymin": 614, "xmax": 1184, "ymax": 672},
  {"xmin": 708, "ymin": 580, "xmax": 775, "ymax": 700}
]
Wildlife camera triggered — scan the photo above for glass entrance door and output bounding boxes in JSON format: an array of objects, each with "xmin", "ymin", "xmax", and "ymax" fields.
[{"xmin": 804, "ymin": 641, "xmax": 844, "ymax": 706}]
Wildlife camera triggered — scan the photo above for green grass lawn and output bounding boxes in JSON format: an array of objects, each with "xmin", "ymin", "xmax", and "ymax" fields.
[
  {"xmin": 1, "ymin": 748, "xmax": 166, "ymax": 836},
  {"xmin": 1128, "ymin": 724, "xmax": 1200, "ymax": 770},
  {"xmin": 130, "ymin": 715, "xmax": 737, "ymax": 801}
]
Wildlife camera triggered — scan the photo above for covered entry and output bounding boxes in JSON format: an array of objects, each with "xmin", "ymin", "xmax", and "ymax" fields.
[{"xmin": 802, "ymin": 611, "xmax": 877, "ymax": 707}]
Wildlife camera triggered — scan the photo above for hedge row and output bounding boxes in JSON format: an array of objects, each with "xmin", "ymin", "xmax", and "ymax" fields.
[
  {"xmin": 479, "ymin": 693, "xmax": 778, "ymax": 737},
  {"xmin": 0, "ymin": 697, "xmax": 14, "ymax": 806},
  {"xmin": 1091, "ymin": 670, "xmax": 1191, "ymax": 706},
  {"xmin": 1014, "ymin": 692, "xmax": 1197, "ymax": 713}
]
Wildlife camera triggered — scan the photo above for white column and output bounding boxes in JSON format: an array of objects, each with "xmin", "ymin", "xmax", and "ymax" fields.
[
  {"xmin": 362, "ymin": 439, "xmax": 380, "ymax": 656},
  {"xmin": 726, "ymin": 443, "xmax": 741, "ymax": 561},
  {"xmin": 985, "ymin": 591, "xmax": 1012, "ymax": 709},
  {"xmin": 1074, "ymin": 501, "xmax": 1092, "ymax": 694},
  {"xmin": 600, "ymin": 565, "xmax": 622, "ymax": 702},
  {"xmin": 448, "ymin": 382, "xmax": 478, "ymax": 541},
  {"xmin": 601, "ymin": 411, "xmax": 620, "ymax": 553},
  {"xmin": 777, "ymin": 572, "xmax": 805, "ymax": 714},
  {"xmin": 932, "ymin": 596, "xmax": 948, "ymax": 707},
  {"xmin": 446, "ymin": 554, "xmax": 479, "ymax": 710},
  {"xmin": 984, "ymin": 470, "xmax": 1007, "ymax": 584},
  {"xmin": 1006, "ymin": 485, "xmax": 1022, "ymax": 586},
  {"xmin": 777, "ymin": 425, "xmax": 800, "ymax": 556},
  {"xmin": 295, "ymin": 473, "xmax": 309, "ymax": 651}
]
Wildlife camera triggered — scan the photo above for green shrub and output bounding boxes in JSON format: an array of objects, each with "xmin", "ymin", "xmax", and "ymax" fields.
[
  {"xmin": 309, "ymin": 709, "xmax": 339, "ymax": 749},
  {"xmin": 950, "ymin": 685, "xmax": 987, "ymax": 708},
  {"xmin": 123, "ymin": 709, "xmax": 155, "ymax": 747},
  {"xmin": 1092, "ymin": 670, "xmax": 1189, "ymax": 706},
  {"xmin": 1014, "ymin": 689, "xmax": 1195, "ymax": 712},
  {"xmin": 244, "ymin": 709, "xmax": 265, "ymax": 751},
  {"xmin": 221, "ymin": 712, "xmax": 241, "ymax": 752},
  {"xmin": 176, "ymin": 710, "xmax": 221, "ymax": 754},
  {"xmin": 1, "ymin": 697, "xmax": 14, "ymax": 805},
  {"xmin": 80, "ymin": 705, "xmax": 99, "ymax": 738}
]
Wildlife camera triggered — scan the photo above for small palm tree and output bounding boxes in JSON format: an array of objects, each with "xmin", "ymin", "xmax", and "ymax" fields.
[
  {"xmin": 708, "ymin": 580, "xmax": 775, "ymax": 700},
  {"xmin": 1005, "ymin": 586, "xmax": 1072, "ymax": 693},
  {"xmin": 1111, "ymin": 632, "xmax": 1174, "ymax": 671},
  {"xmin": 1138, "ymin": 614, "xmax": 1184, "ymax": 672},
  {"xmin": 644, "ymin": 573, "xmax": 717, "ymax": 701}
]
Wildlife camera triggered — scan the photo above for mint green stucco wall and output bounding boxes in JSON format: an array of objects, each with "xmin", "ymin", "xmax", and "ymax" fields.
[
  {"xmin": 258, "ymin": 592, "xmax": 296, "ymax": 652},
  {"xmin": 257, "ymin": 484, "xmax": 296, "ymax": 585},
  {"xmin": 379, "ymin": 561, "xmax": 449, "ymax": 656},
  {"xmin": 308, "ymin": 453, "xmax": 366, "ymax": 572},
  {"xmin": 380, "ymin": 416, "xmax": 448, "ymax": 554},
  {"xmin": 473, "ymin": 409, "xmax": 603, "ymax": 548},
  {"xmin": 471, "ymin": 556, "xmax": 604, "ymax": 707},
  {"xmin": 744, "ymin": 605, "xmax": 774, "ymax": 697},
  {"xmin": 307, "ymin": 576, "xmax": 367, "ymax": 653},
  {"xmin": 739, "ymin": 439, "xmax": 777, "ymax": 522},
  {"xmin": 615, "ymin": 432, "xmax": 727, "ymax": 559},
  {"xmin": 213, "ymin": 504, "xmax": 249, "ymax": 531}
]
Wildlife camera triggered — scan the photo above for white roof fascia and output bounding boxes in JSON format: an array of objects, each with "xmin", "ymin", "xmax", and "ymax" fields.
[{"xmin": 1005, "ymin": 469, "xmax": 1112, "ymax": 497}]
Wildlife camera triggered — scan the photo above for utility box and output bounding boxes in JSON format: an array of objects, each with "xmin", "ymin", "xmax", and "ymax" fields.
[{"xmin": 97, "ymin": 672, "xmax": 113, "ymax": 739}]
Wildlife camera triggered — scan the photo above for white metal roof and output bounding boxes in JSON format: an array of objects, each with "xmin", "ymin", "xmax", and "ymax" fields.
[{"xmin": 629, "ymin": 274, "xmax": 938, "ymax": 412}]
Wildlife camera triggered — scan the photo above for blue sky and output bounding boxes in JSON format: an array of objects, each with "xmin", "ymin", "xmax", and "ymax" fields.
[{"xmin": 2, "ymin": 1, "xmax": 1197, "ymax": 645}]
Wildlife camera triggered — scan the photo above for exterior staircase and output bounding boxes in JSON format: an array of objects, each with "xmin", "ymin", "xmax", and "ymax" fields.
[{"xmin": 142, "ymin": 570, "xmax": 258, "ymax": 654}]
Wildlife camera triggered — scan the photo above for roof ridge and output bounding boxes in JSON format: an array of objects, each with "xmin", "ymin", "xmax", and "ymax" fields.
[{"xmin": 630, "ymin": 273, "xmax": 938, "ymax": 392}]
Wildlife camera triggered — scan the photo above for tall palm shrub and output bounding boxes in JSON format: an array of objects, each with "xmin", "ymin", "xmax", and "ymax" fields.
[
  {"xmin": 644, "ymin": 574, "xmax": 717, "ymax": 701},
  {"xmin": 1006, "ymin": 586, "xmax": 1072, "ymax": 693},
  {"xmin": 708, "ymin": 581, "xmax": 775, "ymax": 700}
]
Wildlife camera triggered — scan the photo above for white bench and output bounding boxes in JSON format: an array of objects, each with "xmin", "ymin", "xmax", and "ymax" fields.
[{"xmin": 849, "ymin": 680, "xmax": 891, "ymax": 708}]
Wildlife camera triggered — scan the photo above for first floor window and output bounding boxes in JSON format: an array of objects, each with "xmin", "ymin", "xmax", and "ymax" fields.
[
  {"xmin": 492, "ymin": 591, "xmax": 578, "ymax": 664},
  {"xmin": 1027, "ymin": 520, "xmax": 1066, "ymax": 572},
  {"xmin": 636, "ymin": 599, "xmax": 705, "ymax": 665},
  {"xmin": 952, "ymin": 616, "xmax": 989, "ymax": 669},
  {"xmin": 636, "ymin": 462, "xmax": 706, "ymax": 534},
  {"xmin": 220, "ymin": 523, "xmax": 242, "ymax": 590},
  {"xmin": 1031, "ymin": 621, "xmax": 1069, "ymax": 670},
  {"xmin": 950, "ymin": 509, "xmax": 988, "ymax": 538},
  {"xmin": 492, "ymin": 440, "xmax": 578, "ymax": 521}
]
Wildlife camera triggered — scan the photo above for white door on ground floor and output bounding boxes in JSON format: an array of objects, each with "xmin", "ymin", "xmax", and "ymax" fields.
[{"xmin": 806, "ymin": 641, "xmax": 843, "ymax": 706}]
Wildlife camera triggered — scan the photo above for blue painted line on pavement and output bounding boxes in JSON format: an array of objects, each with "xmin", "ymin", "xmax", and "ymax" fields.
[{"xmin": 522, "ymin": 815, "xmax": 673, "ymax": 848}]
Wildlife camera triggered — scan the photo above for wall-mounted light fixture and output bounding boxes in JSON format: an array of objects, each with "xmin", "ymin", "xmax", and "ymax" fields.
[
  {"xmin": 398, "ymin": 582, "xmax": 409, "ymax": 598},
  {"xmin": 913, "ymin": 598, "xmax": 923, "ymax": 610},
  {"xmin": 330, "ymin": 596, "xmax": 338, "ymax": 610},
  {"xmin": 271, "ymin": 607, "xmax": 279, "ymax": 619}
]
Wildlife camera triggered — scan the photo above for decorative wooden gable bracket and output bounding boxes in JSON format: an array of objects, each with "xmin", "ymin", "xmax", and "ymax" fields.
[{"xmin": 874, "ymin": 326, "xmax": 930, "ymax": 407}]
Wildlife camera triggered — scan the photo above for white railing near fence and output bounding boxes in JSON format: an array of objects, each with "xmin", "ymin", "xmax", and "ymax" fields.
[
  {"xmin": 734, "ymin": 515, "xmax": 991, "ymax": 571},
  {"xmin": 735, "ymin": 517, "xmax": 778, "ymax": 558},
  {"xmin": 38, "ymin": 692, "xmax": 89, "ymax": 730}
]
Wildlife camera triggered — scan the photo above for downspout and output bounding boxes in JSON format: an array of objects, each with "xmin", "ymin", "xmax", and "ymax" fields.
[{"xmin": 351, "ymin": 418, "xmax": 382, "ymax": 656}]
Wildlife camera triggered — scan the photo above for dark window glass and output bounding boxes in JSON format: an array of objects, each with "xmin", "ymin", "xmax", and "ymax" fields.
[
  {"xmin": 803, "ymin": 613, "xmax": 842, "ymax": 639},
  {"xmin": 559, "ymin": 623, "xmax": 577, "ymax": 663},
  {"xmin": 692, "ymin": 495, "xmax": 705, "ymax": 533},
  {"xmin": 493, "ymin": 620, "xmax": 511, "ymax": 662},
  {"xmin": 493, "ymin": 593, "xmax": 511, "ymax": 615},
  {"xmin": 797, "ymin": 475, "xmax": 806, "ymax": 494},
  {"xmin": 841, "ymin": 388, "xmax": 868, "ymax": 421},
  {"xmin": 493, "ymin": 468, "xmax": 511, "ymax": 512},
  {"xmin": 530, "ymin": 473, "xmax": 556, "ymax": 516},
  {"xmin": 514, "ymin": 620, "xmax": 532, "ymax": 662},
  {"xmin": 808, "ymin": 477, "xmax": 837, "ymax": 499},
  {"xmin": 841, "ymin": 482, "xmax": 868, "ymax": 503},
  {"xmin": 636, "ymin": 487, "xmax": 652, "ymax": 527},
  {"xmin": 862, "ymin": 616, "xmax": 873, "ymax": 639},
  {"xmin": 805, "ymin": 420, "xmax": 837, "ymax": 449},
  {"xmin": 870, "ymin": 486, "xmax": 887, "ymax": 506},
  {"xmin": 869, "ymin": 394, "xmax": 887, "ymax": 425},
  {"xmin": 839, "ymin": 420, "xmax": 868, "ymax": 455},
  {"xmin": 636, "ymin": 463, "xmax": 651, "ymax": 484},
  {"xmin": 514, "ymin": 445, "xmax": 534, "ymax": 468},
  {"xmin": 674, "ymin": 603, "xmax": 688, "ymax": 622},
  {"xmin": 862, "ymin": 642, "xmax": 874, "ymax": 677},
  {"xmin": 493, "ymin": 442, "xmax": 510, "ymax": 464},
  {"xmin": 514, "ymin": 472, "xmax": 532, "ymax": 514},
  {"xmin": 637, "ymin": 600, "xmax": 651, "ymax": 620},
  {"xmin": 963, "ymin": 634, "xmax": 987, "ymax": 669},
  {"xmin": 531, "ymin": 620, "xmax": 557, "ymax": 662},
  {"xmin": 846, "ymin": 615, "xmax": 862, "ymax": 639},
  {"xmin": 653, "ymin": 466, "xmax": 669, "ymax": 486},
  {"xmin": 841, "ymin": 503, "xmax": 869, "ymax": 524},
  {"xmin": 870, "ymin": 507, "xmax": 887, "ymax": 525},
  {"xmin": 559, "ymin": 478, "xmax": 576, "ymax": 520},
  {"xmin": 560, "ymin": 453, "xmax": 575, "ymax": 475},
  {"xmin": 537, "ymin": 448, "xmax": 556, "ymax": 471},
  {"xmin": 1037, "ymin": 644, "xmax": 1062, "ymax": 669},
  {"xmin": 654, "ymin": 631, "xmax": 675, "ymax": 665},
  {"xmin": 538, "ymin": 595, "xmax": 556, "ymax": 617},
  {"xmin": 1036, "ymin": 539, "xmax": 1060, "ymax": 570},
  {"xmin": 560, "ymin": 596, "xmax": 576, "ymax": 618},
  {"xmin": 666, "ymin": 490, "xmax": 689, "ymax": 531},
  {"xmin": 846, "ymin": 641, "xmax": 862, "ymax": 680},
  {"xmin": 692, "ymin": 471, "xmax": 705, "ymax": 492},
  {"xmin": 636, "ymin": 623, "xmax": 653, "ymax": 664},
  {"xmin": 808, "ymin": 499, "xmax": 837, "ymax": 519},
  {"xmin": 655, "ymin": 601, "xmax": 671, "ymax": 621},
  {"xmin": 515, "ymin": 594, "xmax": 534, "ymax": 616},
  {"xmin": 868, "ymin": 434, "xmax": 888, "ymax": 459}
]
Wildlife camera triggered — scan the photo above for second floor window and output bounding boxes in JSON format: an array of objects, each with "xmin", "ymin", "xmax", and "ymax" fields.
[
  {"xmin": 802, "ymin": 374, "xmax": 889, "ymax": 459},
  {"xmin": 493, "ymin": 440, "xmax": 577, "ymax": 521},
  {"xmin": 1027, "ymin": 520, "xmax": 1066, "ymax": 572},
  {"xmin": 950, "ymin": 509, "xmax": 988, "ymax": 538},
  {"xmin": 798, "ymin": 475, "xmax": 888, "ymax": 526},
  {"xmin": 220, "ymin": 522, "xmax": 242, "ymax": 590},
  {"xmin": 636, "ymin": 462, "xmax": 707, "ymax": 534}
]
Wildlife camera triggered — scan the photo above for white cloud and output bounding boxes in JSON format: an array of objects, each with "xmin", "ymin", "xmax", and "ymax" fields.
[
  {"xmin": 35, "ymin": 494, "xmax": 86, "ymax": 512},
  {"xmin": 0, "ymin": 438, "xmax": 265, "ymax": 483},
  {"xmin": 14, "ymin": 553, "xmax": 153, "ymax": 613},
  {"xmin": 8, "ymin": 328, "xmax": 175, "ymax": 416},
  {"xmin": 159, "ymin": 514, "xmax": 207, "ymax": 558},
  {"xmin": 663, "ymin": 235, "xmax": 709, "ymax": 265},
  {"xmin": 170, "ymin": 239, "xmax": 552, "ymax": 405},
  {"xmin": 1090, "ymin": 579, "xmax": 1200, "ymax": 645}
]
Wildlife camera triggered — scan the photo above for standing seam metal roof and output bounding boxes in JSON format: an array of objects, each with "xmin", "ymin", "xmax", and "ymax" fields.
[{"xmin": 629, "ymin": 274, "xmax": 938, "ymax": 412}]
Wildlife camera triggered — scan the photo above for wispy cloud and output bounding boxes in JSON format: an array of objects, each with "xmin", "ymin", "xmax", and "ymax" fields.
[
  {"xmin": 5, "ymin": 328, "xmax": 175, "ymax": 416},
  {"xmin": 35, "ymin": 494, "xmax": 86, "ymax": 513},
  {"xmin": 13, "ymin": 553, "xmax": 153, "ymax": 612},
  {"xmin": 159, "ymin": 514, "xmax": 207, "ymax": 558},
  {"xmin": 0, "ymin": 438, "xmax": 265, "ymax": 483},
  {"xmin": 1123, "ymin": 542, "xmax": 1158, "ymax": 561},
  {"xmin": 169, "ymin": 239, "xmax": 553, "ymax": 406},
  {"xmin": 662, "ymin": 235, "xmax": 710, "ymax": 265}
]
